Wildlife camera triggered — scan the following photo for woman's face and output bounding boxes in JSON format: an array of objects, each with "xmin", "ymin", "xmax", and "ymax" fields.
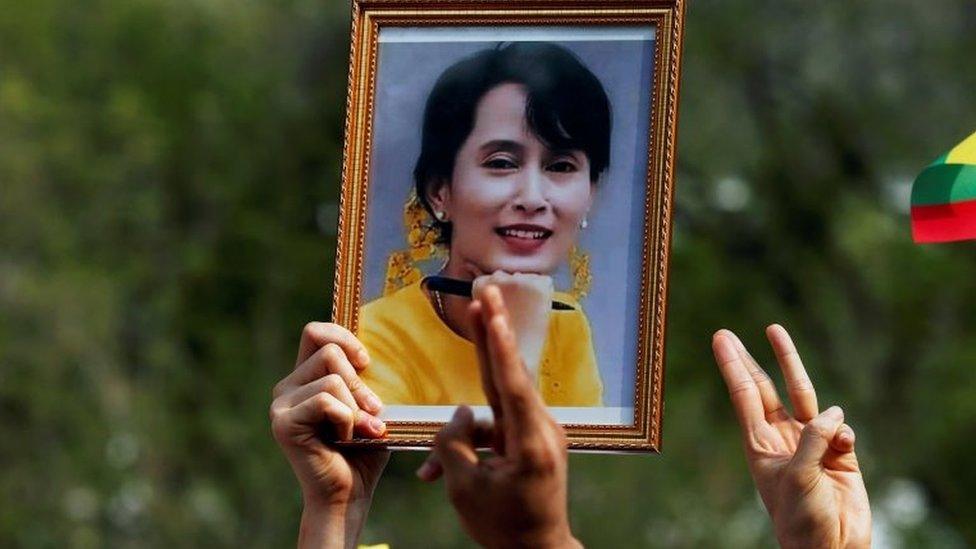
[{"xmin": 431, "ymin": 83, "xmax": 594, "ymax": 277}]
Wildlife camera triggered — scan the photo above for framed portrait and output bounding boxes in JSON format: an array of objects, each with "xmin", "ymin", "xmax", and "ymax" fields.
[{"xmin": 332, "ymin": 0, "xmax": 685, "ymax": 452}]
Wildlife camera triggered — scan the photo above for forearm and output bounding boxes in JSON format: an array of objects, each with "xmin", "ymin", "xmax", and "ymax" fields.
[{"xmin": 298, "ymin": 500, "xmax": 370, "ymax": 549}]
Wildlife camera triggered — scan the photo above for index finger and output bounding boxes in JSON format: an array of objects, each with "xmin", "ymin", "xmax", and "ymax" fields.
[
  {"xmin": 712, "ymin": 330, "xmax": 768, "ymax": 432},
  {"xmin": 481, "ymin": 286, "xmax": 549, "ymax": 451},
  {"xmin": 296, "ymin": 322, "xmax": 370, "ymax": 370},
  {"xmin": 728, "ymin": 332, "xmax": 787, "ymax": 420},
  {"xmin": 468, "ymin": 299, "xmax": 503, "ymax": 421}
]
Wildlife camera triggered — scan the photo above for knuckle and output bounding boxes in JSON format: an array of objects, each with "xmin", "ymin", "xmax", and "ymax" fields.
[
  {"xmin": 764, "ymin": 404, "xmax": 787, "ymax": 419},
  {"xmin": 325, "ymin": 322, "xmax": 353, "ymax": 342},
  {"xmin": 802, "ymin": 421, "xmax": 829, "ymax": 441},
  {"xmin": 322, "ymin": 321, "xmax": 344, "ymax": 333},
  {"xmin": 270, "ymin": 415, "xmax": 291, "ymax": 443},
  {"xmin": 272, "ymin": 380, "xmax": 286, "ymax": 399},
  {"xmin": 321, "ymin": 343, "xmax": 345, "ymax": 365},
  {"xmin": 346, "ymin": 375, "xmax": 366, "ymax": 394},
  {"xmin": 322, "ymin": 373, "xmax": 343, "ymax": 392},
  {"xmin": 789, "ymin": 379, "xmax": 815, "ymax": 393},
  {"xmin": 302, "ymin": 321, "xmax": 323, "ymax": 340},
  {"xmin": 727, "ymin": 379, "xmax": 757, "ymax": 397},
  {"xmin": 748, "ymin": 369, "xmax": 772, "ymax": 385},
  {"xmin": 313, "ymin": 392, "xmax": 333, "ymax": 412}
]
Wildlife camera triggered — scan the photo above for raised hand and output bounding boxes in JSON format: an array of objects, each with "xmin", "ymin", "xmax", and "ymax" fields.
[
  {"xmin": 270, "ymin": 322, "xmax": 388, "ymax": 549},
  {"xmin": 712, "ymin": 325, "xmax": 871, "ymax": 549},
  {"xmin": 417, "ymin": 285, "xmax": 580, "ymax": 549}
]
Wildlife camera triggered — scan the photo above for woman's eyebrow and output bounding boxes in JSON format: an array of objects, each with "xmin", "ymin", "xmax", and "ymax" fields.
[
  {"xmin": 547, "ymin": 148, "xmax": 584, "ymax": 160},
  {"xmin": 478, "ymin": 140, "xmax": 524, "ymax": 156}
]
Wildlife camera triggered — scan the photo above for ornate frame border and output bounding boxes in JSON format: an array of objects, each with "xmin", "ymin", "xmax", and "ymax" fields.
[{"xmin": 332, "ymin": 0, "xmax": 685, "ymax": 452}]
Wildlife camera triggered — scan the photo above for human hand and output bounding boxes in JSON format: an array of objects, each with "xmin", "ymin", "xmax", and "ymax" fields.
[
  {"xmin": 472, "ymin": 271, "xmax": 552, "ymax": 377},
  {"xmin": 417, "ymin": 285, "xmax": 580, "ymax": 549},
  {"xmin": 712, "ymin": 325, "xmax": 871, "ymax": 549},
  {"xmin": 270, "ymin": 322, "xmax": 389, "ymax": 549}
]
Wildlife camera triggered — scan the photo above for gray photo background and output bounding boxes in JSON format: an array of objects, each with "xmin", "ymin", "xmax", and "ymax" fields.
[{"xmin": 361, "ymin": 33, "xmax": 655, "ymax": 408}]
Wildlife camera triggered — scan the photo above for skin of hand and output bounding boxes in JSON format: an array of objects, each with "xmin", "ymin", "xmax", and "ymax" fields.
[
  {"xmin": 472, "ymin": 271, "xmax": 552, "ymax": 378},
  {"xmin": 270, "ymin": 322, "xmax": 389, "ymax": 549},
  {"xmin": 712, "ymin": 324, "xmax": 871, "ymax": 549},
  {"xmin": 416, "ymin": 285, "xmax": 581, "ymax": 549}
]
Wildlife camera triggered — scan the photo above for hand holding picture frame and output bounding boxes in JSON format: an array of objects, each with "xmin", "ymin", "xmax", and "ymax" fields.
[{"xmin": 332, "ymin": 0, "xmax": 686, "ymax": 452}]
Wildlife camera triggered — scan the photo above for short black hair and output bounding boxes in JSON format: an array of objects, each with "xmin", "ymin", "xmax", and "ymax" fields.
[{"xmin": 413, "ymin": 42, "xmax": 612, "ymax": 242}]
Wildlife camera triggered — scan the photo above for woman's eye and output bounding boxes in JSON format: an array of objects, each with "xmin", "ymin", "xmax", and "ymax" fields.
[
  {"xmin": 547, "ymin": 160, "xmax": 578, "ymax": 173},
  {"xmin": 483, "ymin": 157, "xmax": 518, "ymax": 170}
]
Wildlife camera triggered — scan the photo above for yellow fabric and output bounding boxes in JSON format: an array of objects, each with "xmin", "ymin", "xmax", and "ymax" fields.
[
  {"xmin": 947, "ymin": 130, "xmax": 976, "ymax": 165},
  {"xmin": 358, "ymin": 281, "xmax": 604, "ymax": 406}
]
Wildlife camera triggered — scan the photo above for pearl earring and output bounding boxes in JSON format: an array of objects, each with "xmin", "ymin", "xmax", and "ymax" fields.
[
  {"xmin": 579, "ymin": 217, "xmax": 588, "ymax": 230},
  {"xmin": 434, "ymin": 210, "xmax": 447, "ymax": 222}
]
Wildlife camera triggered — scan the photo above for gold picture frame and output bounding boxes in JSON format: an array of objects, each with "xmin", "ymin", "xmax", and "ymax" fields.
[{"xmin": 332, "ymin": 0, "xmax": 685, "ymax": 452}]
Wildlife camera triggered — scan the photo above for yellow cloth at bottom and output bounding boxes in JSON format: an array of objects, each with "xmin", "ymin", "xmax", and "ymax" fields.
[{"xmin": 358, "ymin": 281, "xmax": 603, "ymax": 406}]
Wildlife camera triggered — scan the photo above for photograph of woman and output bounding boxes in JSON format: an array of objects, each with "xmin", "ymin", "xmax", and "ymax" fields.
[{"xmin": 356, "ymin": 29, "xmax": 656, "ymax": 414}]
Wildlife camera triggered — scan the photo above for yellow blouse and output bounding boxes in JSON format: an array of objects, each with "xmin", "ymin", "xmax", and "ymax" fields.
[{"xmin": 358, "ymin": 281, "xmax": 603, "ymax": 406}]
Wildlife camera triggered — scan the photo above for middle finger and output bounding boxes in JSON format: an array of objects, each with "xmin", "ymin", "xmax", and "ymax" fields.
[{"xmin": 766, "ymin": 324, "xmax": 818, "ymax": 422}]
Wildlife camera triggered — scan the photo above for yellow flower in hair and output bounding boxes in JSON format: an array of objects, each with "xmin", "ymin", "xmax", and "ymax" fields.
[
  {"xmin": 569, "ymin": 245, "xmax": 592, "ymax": 300},
  {"xmin": 384, "ymin": 191, "xmax": 448, "ymax": 295}
]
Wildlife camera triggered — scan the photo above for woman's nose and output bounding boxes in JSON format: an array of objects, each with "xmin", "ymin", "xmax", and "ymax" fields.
[{"xmin": 512, "ymin": 168, "xmax": 549, "ymax": 213}]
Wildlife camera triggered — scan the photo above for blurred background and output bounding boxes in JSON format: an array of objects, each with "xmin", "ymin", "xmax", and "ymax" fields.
[{"xmin": 2, "ymin": 0, "xmax": 975, "ymax": 546}]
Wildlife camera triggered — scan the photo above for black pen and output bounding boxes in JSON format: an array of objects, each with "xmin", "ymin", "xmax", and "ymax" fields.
[{"xmin": 421, "ymin": 276, "xmax": 574, "ymax": 310}]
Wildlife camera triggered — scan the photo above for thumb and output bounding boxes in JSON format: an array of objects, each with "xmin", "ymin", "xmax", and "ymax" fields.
[{"xmin": 791, "ymin": 406, "xmax": 845, "ymax": 473}]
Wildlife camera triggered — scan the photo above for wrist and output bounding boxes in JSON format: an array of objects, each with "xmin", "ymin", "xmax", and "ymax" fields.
[
  {"xmin": 490, "ymin": 525, "xmax": 581, "ymax": 549},
  {"xmin": 541, "ymin": 529, "xmax": 583, "ymax": 549},
  {"xmin": 299, "ymin": 499, "xmax": 371, "ymax": 549}
]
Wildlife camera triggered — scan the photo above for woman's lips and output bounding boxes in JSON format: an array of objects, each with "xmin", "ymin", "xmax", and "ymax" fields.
[{"xmin": 494, "ymin": 225, "xmax": 552, "ymax": 254}]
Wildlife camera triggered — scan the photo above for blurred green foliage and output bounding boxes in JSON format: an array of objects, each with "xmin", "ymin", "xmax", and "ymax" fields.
[{"xmin": 2, "ymin": 0, "xmax": 976, "ymax": 546}]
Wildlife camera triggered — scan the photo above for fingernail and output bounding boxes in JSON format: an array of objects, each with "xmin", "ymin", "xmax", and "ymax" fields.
[
  {"xmin": 416, "ymin": 461, "xmax": 434, "ymax": 479},
  {"xmin": 357, "ymin": 349, "xmax": 370, "ymax": 367},
  {"xmin": 369, "ymin": 416, "xmax": 386, "ymax": 435},
  {"xmin": 826, "ymin": 406, "xmax": 843, "ymax": 419},
  {"xmin": 713, "ymin": 335, "xmax": 736, "ymax": 363},
  {"xmin": 365, "ymin": 393, "xmax": 383, "ymax": 413}
]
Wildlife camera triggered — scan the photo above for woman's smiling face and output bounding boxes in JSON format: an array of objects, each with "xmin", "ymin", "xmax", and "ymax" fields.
[{"xmin": 430, "ymin": 83, "xmax": 594, "ymax": 277}]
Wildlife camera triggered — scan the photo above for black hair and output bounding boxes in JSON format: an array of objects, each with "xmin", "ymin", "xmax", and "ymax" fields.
[{"xmin": 413, "ymin": 42, "xmax": 612, "ymax": 242}]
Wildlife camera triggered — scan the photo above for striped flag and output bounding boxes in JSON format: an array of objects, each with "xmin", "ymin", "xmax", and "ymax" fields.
[{"xmin": 911, "ymin": 131, "xmax": 976, "ymax": 243}]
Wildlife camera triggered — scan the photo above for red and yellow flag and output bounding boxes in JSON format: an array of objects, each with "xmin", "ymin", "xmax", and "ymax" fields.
[{"xmin": 911, "ymin": 131, "xmax": 976, "ymax": 243}]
